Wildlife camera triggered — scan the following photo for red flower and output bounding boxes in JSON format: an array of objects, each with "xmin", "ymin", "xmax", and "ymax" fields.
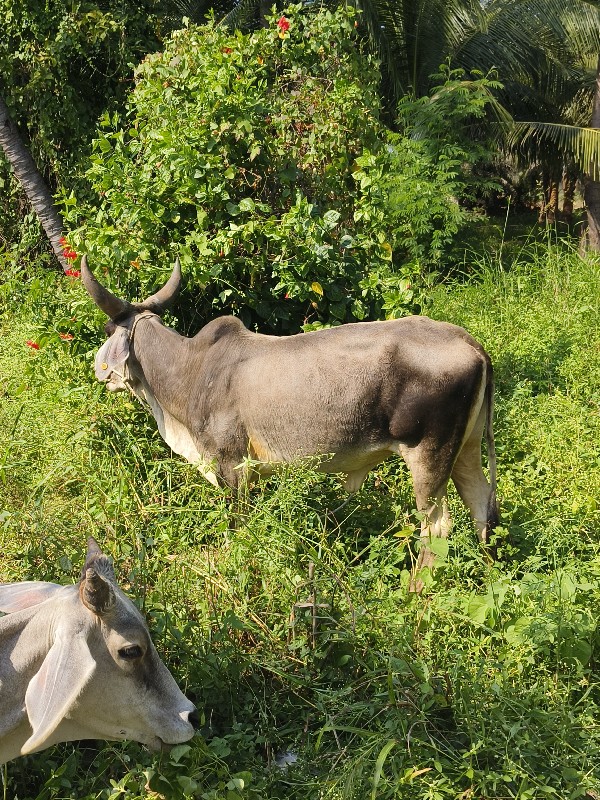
[
  {"xmin": 65, "ymin": 268, "xmax": 81, "ymax": 278},
  {"xmin": 222, "ymin": 46, "xmax": 233, "ymax": 54},
  {"xmin": 59, "ymin": 333, "xmax": 74, "ymax": 341},
  {"xmin": 26, "ymin": 340, "xmax": 40, "ymax": 350},
  {"xmin": 277, "ymin": 16, "xmax": 290, "ymax": 32},
  {"xmin": 59, "ymin": 237, "xmax": 78, "ymax": 261}
]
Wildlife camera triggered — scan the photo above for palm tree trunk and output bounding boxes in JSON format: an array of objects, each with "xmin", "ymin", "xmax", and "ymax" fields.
[
  {"xmin": 0, "ymin": 94, "xmax": 69, "ymax": 271},
  {"xmin": 583, "ymin": 56, "xmax": 600, "ymax": 251},
  {"xmin": 547, "ymin": 176, "xmax": 560, "ymax": 223},
  {"xmin": 562, "ymin": 164, "xmax": 576, "ymax": 230}
]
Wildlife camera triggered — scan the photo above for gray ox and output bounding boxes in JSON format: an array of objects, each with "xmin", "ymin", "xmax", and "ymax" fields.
[
  {"xmin": 0, "ymin": 538, "xmax": 198, "ymax": 764},
  {"xmin": 82, "ymin": 256, "xmax": 498, "ymax": 579}
]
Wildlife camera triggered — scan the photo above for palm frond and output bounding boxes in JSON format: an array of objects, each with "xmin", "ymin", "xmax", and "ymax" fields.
[
  {"xmin": 506, "ymin": 121, "xmax": 600, "ymax": 179},
  {"xmin": 219, "ymin": 0, "xmax": 263, "ymax": 30}
]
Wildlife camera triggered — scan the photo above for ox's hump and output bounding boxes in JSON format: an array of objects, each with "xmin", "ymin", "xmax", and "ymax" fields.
[{"xmin": 196, "ymin": 316, "xmax": 247, "ymax": 346}]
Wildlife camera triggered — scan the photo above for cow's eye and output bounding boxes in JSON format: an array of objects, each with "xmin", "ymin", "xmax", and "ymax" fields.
[{"xmin": 118, "ymin": 644, "xmax": 143, "ymax": 660}]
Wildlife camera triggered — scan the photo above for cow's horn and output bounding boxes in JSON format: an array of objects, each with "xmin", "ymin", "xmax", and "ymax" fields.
[
  {"xmin": 81, "ymin": 255, "xmax": 131, "ymax": 320},
  {"xmin": 140, "ymin": 258, "xmax": 182, "ymax": 314},
  {"xmin": 80, "ymin": 567, "xmax": 116, "ymax": 615},
  {"xmin": 81, "ymin": 537, "xmax": 116, "ymax": 583}
]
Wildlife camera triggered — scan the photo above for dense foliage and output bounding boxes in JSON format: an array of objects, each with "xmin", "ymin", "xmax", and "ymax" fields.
[
  {"xmin": 1, "ymin": 239, "xmax": 599, "ymax": 799},
  {"xmin": 62, "ymin": 6, "xmax": 498, "ymax": 332},
  {"xmin": 0, "ymin": 0, "xmax": 162, "ymax": 180},
  {"xmin": 0, "ymin": 0, "xmax": 166, "ymax": 258}
]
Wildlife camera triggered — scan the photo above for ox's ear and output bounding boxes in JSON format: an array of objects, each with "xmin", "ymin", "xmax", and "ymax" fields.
[
  {"xmin": 95, "ymin": 327, "xmax": 130, "ymax": 382},
  {"xmin": 22, "ymin": 630, "xmax": 95, "ymax": 755},
  {"xmin": 0, "ymin": 581, "xmax": 62, "ymax": 613}
]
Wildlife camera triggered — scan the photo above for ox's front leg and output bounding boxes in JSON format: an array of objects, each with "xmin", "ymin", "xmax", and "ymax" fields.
[{"xmin": 216, "ymin": 453, "xmax": 254, "ymax": 534}]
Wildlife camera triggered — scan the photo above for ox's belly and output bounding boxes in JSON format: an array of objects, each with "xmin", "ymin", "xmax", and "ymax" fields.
[
  {"xmin": 326, "ymin": 446, "xmax": 397, "ymax": 491},
  {"xmin": 247, "ymin": 437, "xmax": 396, "ymax": 492}
]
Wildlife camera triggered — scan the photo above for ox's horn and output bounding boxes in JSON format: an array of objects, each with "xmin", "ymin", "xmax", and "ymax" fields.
[
  {"xmin": 80, "ymin": 567, "xmax": 116, "ymax": 615},
  {"xmin": 80, "ymin": 255, "xmax": 131, "ymax": 320},
  {"xmin": 140, "ymin": 258, "xmax": 182, "ymax": 314},
  {"xmin": 81, "ymin": 537, "xmax": 116, "ymax": 583}
]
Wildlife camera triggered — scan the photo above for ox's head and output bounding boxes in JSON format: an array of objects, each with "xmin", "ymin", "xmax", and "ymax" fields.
[
  {"xmin": 81, "ymin": 256, "xmax": 181, "ymax": 392},
  {"xmin": 0, "ymin": 538, "xmax": 198, "ymax": 761}
]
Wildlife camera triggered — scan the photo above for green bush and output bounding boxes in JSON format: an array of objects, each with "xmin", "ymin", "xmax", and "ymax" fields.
[
  {"xmin": 0, "ymin": 0, "xmax": 163, "ymax": 258},
  {"xmin": 63, "ymin": 6, "xmax": 498, "ymax": 332},
  {"xmin": 0, "ymin": 0, "xmax": 161, "ymax": 182}
]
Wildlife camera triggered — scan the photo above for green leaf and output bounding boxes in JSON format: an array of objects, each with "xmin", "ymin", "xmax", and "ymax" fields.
[
  {"xmin": 425, "ymin": 536, "xmax": 449, "ymax": 560},
  {"xmin": 323, "ymin": 209, "xmax": 341, "ymax": 227},
  {"xmin": 169, "ymin": 744, "xmax": 191, "ymax": 763},
  {"xmin": 177, "ymin": 775, "xmax": 198, "ymax": 794},
  {"xmin": 466, "ymin": 596, "xmax": 492, "ymax": 625},
  {"xmin": 371, "ymin": 740, "xmax": 397, "ymax": 800}
]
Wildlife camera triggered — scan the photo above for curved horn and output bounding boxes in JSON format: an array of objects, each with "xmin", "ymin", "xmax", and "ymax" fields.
[
  {"xmin": 80, "ymin": 255, "xmax": 131, "ymax": 320},
  {"xmin": 140, "ymin": 258, "xmax": 182, "ymax": 314}
]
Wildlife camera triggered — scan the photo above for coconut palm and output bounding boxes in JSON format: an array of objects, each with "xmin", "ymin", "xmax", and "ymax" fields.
[
  {"xmin": 0, "ymin": 95, "xmax": 69, "ymax": 270},
  {"xmin": 354, "ymin": 0, "xmax": 600, "ymax": 213}
]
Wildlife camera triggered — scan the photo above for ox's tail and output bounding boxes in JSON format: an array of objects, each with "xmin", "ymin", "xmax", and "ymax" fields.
[{"xmin": 485, "ymin": 360, "xmax": 499, "ymax": 532}]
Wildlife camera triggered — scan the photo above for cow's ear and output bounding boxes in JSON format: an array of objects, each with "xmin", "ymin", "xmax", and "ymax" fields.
[
  {"xmin": 95, "ymin": 327, "xmax": 130, "ymax": 382},
  {"xmin": 0, "ymin": 582, "xmax": 61, "ymax": 613},
  {"xmin": 22, "ymin": 631, "xmax": 95, "ymax": 755},
  {"xmin": 80, "ymin": 567, "xmax": 116, "ymax": 615}
]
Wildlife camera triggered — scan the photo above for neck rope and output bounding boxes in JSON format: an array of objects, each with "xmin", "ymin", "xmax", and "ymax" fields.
[{"xmin": 111, "ymin": 310, "xmax": 159, "ymax": 393}]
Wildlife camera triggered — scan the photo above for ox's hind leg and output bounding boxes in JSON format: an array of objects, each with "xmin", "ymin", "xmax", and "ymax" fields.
[
  {"xmin": 400, "ymin": 444, "xmax": 454, "ymax": 592},
  {"xmin": 450, "ymin": 404, "xmax": 496, "ymax": 552}
]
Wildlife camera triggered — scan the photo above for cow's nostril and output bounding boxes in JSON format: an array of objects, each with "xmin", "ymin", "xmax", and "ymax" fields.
[{"xmin": 188, "ymin": 709, "xmax": 200, "ymax": 730}]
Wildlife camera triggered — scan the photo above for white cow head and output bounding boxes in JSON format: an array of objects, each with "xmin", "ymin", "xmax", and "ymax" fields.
[{"xmin": 0, "ymin": 538, "xmax": 198, "ymax": 764}]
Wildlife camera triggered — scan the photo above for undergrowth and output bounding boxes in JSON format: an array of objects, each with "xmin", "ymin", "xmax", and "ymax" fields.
[{"xmin": 1, "ymin": 240, "xmax": 599, "ymax": 799}]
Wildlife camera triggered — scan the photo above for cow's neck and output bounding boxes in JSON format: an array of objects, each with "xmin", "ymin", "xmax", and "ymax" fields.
[
  {"xmin": 128, "ymin": 318, "xmax": 218, "ymax": 484},
  {"xmin": 129, "ymin": 317, "xmax": 193, "ymax": 416}
]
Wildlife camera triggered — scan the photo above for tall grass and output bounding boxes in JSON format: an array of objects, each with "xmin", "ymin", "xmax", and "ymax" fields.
[{"xmin": 1, "ymin": 241, "xmax": 599, "ymax": 799}]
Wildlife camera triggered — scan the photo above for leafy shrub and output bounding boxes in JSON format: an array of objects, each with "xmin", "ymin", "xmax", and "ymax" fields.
[
  {"xmin": 0, "ymin": 0, "xmax": 163, "ymax": 258},
  {"xmin": 0, "ymin": 0, "xmax": 161, "ymax": 183},
  {"xmin": 386, "ymin": 64, "xmax": 503, "ymax": 265},
  {"xmin": 63, "ymin": 6, "xmax": 498, "ymax": 333}
]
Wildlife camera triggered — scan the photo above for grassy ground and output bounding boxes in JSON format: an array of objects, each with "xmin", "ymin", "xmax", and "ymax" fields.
[{"xmin": 1, "ymin": 238, "xmax": 600, "ymax": 799}]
